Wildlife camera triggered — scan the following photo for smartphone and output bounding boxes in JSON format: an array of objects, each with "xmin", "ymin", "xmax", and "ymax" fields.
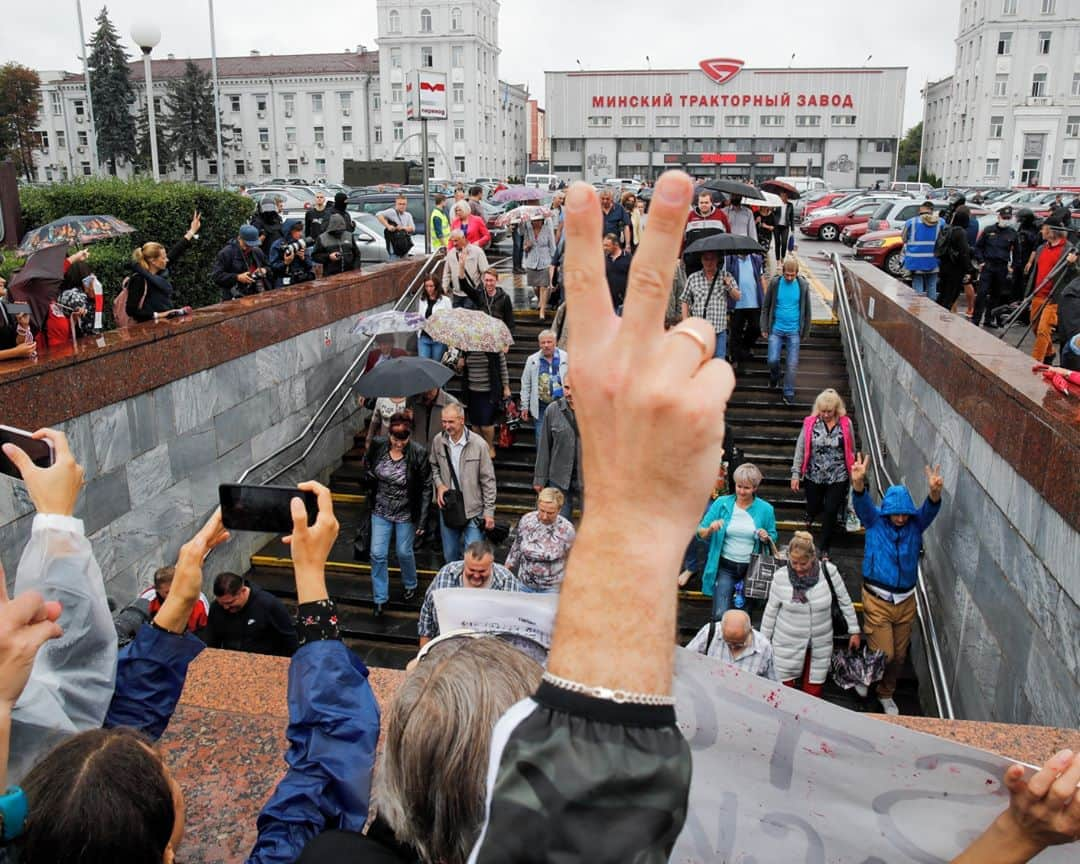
[
  {"xmin": 0, "ymin": 426, "xmax": 55, "ymax": 480},
  {"xmin": 218, "ymin": 484, "xmax": 319, "ymax": 534}
]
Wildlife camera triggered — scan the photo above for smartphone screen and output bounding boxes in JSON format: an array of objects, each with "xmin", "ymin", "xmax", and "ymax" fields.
[
  {"xmin": 0, "ymin": 426, "xmax": 55, "ymax": 480},
  {"xmin": 218, "ymin": 484, "xmax": 319, "ymax": 534}
]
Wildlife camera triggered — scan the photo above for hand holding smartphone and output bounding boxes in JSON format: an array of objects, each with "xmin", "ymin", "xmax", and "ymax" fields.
[
  {"xmin": 0, "ymin": 426, "xmax": 55, "ymax": 480},
  {"xmin": 219, "ymin": 484, "xmax": 319, "ymax": 534}
]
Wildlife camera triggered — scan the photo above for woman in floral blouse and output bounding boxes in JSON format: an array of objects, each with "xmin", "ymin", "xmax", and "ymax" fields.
[{"xmin": 504, "ymin": 488, "xmax": 576, "ymax": 593}]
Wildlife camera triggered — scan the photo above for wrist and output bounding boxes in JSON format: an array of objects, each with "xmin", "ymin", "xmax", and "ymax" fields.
[
  {"xmin": 986, "ymin": 811, "xmax": 1045, "ymax": 863},
  {"xmin": 294, "ymin": 564, "xmax": 329, "ymax": 604}
]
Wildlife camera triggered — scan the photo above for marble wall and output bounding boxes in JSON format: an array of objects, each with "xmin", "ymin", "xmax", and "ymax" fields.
[{"xmin": 842, "ymin": 266, "xmax": 1079, "ymax": 729}]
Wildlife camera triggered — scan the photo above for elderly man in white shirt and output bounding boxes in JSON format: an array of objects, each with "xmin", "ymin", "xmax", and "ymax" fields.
[
  {"xmin": 441, "ymin": 229, "xmax": 489, "ymax": 309},
  {"xmin": 685, "ymin": 609, "xmax": 778, "ymax": 681}
]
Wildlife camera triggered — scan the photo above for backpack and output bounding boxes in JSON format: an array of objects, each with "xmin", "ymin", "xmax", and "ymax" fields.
[
  {"xmin": 933, "ymin": 225, "xmax": 955, "ymax": 263},
  {"xmin": 112, "ymin": 275, "xmax": 147, "ymax": 328}
]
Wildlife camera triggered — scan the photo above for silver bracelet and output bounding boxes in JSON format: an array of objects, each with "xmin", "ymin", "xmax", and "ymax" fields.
[{"xmin": 542, "ymin": 671, "xmax": 676, "ymax": 706}]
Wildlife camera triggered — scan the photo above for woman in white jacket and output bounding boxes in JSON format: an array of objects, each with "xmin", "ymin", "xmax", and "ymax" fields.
[{"xmin": 760, "ymin": 531, "xmax": 860, "ymax": 697}]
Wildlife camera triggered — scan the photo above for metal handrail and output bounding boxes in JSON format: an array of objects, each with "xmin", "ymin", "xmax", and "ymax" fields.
[
  {"xmin": 828, "ymin": 252, "xmax": 956, "ymax": 720},
  {"xmin": 236, "ymin": 251, "xmax": 445, "ymax": 485}
]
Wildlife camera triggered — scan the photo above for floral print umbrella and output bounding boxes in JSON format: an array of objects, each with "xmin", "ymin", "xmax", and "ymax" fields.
[
  {"xmin": 17, "ymin": 215, "xmax": 135, "ymax": 255},
  {"xmin": 422, "ymin": 307, "xmax": 514, "ymax": 352},
  {"xmin": 351, "ymin": 310, "xmax": 426, "ymax": 336}
]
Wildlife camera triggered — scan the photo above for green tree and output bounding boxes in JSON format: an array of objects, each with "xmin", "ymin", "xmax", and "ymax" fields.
[
  {"xmin": 134, "ymin": 101, "xmax": 171, "ymax": 175},
  {"xmin": 0, "ymin": 63, "xmax": 42, "ymax": 181},
  {"xmin": 87, "ymin": 6, "xmax": 138, "ymax": 173},
  {"xmin": 163, "ymin": 60, "xmax": 230, "ymax": 182},
  {"xmin": 898, "ymin": 122, "xmax": 923, "ymax": 173}
]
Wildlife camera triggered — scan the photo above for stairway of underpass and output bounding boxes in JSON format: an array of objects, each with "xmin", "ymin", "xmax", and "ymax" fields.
[{"xmin": 244, "ymin": 266, "xmax": 922, "ymax": 715}]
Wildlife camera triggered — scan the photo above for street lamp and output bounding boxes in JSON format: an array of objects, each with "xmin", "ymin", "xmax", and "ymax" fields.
[{"xmin": 131, "ymin": 22, "xmax": 162, "ymax": 180}]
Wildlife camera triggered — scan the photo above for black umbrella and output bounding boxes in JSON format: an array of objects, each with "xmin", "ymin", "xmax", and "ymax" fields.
[
  {"xmin": 683, "ymin": 232, "xmax": 769, "ymax": 273},
  {"xmin": 354, "ymin": 356, "xmax": 453, "ymax": 398},
  {"xmin": 7, "ymin": 245, "xmax": 67, "ymax": 329},
  {"xmin": 699, "ymin": 179, "xmax": 764, "ymax": 202},
  {"xmin": 760, "ymin": 179, "xmax": 801, "ymax": 200}
]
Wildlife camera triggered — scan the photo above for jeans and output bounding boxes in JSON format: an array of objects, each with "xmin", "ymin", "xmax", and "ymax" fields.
[
  {"xmin": 910, "ymin": 272, "xmax": 939, "ymax": 302},
  {"xmin": 418, "ymin": 332, "xmax": 447, "ymax": 363},
  {"xmin": 533, "ymin": 400, "xmax": 550, "ymax": 446},
  {"xmin": 439, "ymin": 511, "xmax": 485, "ymax": 563},
  {"xmin": 712, "ymin": 557, "xmax": 749, "ymax": 620},
  {"xmin": 682, "ymin": 535, "xmax": 707, "ymax": 575},
  {"xmin": 767, "ymin": 330, "xmax": 800, "ymax": 398},
  {"xmin": 729, "ymin": 308, "xmax": 760, "ymax": 362},
  {"xmin": 713, "ymin": 330, "xmax": 728, "ymax": 360},
  {"xmin": 370, "ymin": 513, "xmax": 418, "ymax": 605}
]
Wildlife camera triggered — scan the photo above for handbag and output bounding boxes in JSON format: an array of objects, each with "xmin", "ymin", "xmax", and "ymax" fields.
[
  {"xmin": 744, "ymin": 537, "xmax": 782, "ymax": 600},
  {"xmin": 352, "ymin": 508, "xmax": 372, "ymax": 562},
  {"xmin": 442, "ymin": 345, "xmax": 462, "ymax": 370},
  {"xmin": 441, "ymin": 443, "xmax": 469, "ymax": 529},
  {"xmin": 485, "ymin": 520, "xmax": 510, "ymax": 544},
  {"xmin": 823, "ymin": 561, "xmax": 852, "ymax": 640}
]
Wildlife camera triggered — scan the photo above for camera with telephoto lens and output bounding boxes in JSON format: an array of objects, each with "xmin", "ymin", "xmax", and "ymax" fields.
[{"xmin": 282, "ymin": 239, "xmax": 304, "ymax": 258}]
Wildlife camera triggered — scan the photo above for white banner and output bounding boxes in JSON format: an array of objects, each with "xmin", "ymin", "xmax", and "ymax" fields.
[{"xmin": 433, "ymin": 588, "xmax": 558, "ymax": 648}]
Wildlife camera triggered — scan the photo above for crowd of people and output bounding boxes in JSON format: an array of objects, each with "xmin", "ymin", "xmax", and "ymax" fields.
[{"xmin": 0, "ymin": 171, "xmax": 1076, "ymax": 864}]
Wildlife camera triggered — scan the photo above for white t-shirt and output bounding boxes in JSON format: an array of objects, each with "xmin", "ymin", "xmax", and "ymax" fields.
[
  {"xmin": 721, "ymin": 506, "xmax": 758, "ymax": 564},
  {"xmin": 379, "ymin": 207, "xmax": 415, "ymax": 232}
]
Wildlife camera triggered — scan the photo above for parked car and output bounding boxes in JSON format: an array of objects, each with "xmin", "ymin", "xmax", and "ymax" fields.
[
  {"xmin": 854, "ymin": 229, "xmax": 905, "ymax": 277},
  {"xmin": 840, "ymin": 222, "xmax": 873, "ymax": 246},
  {"xmin": 799, "ymin": 195, "xmax": 907, "ymax": 241},
  {"xmin": 353, "ymin": 212, "xmax": 422, "ymax": 262},
  {"xmin": 247, "ymin": 186, "xmax": 319, "ymax": 220},
  {"xmin": 889, "ymin": 181, "xmax": 935, "ymax": 195},
  {"xmin": 796, "ymin": 189, "xmax": 860, "ymax": 218},
  {"xmin": 771, "ymin": 175, "xmax": 828, "ymax": 194}
]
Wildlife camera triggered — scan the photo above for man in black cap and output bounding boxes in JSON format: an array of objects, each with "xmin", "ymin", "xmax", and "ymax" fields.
[
  {"xmin": 332, "ymin": 191, "xmax": 355, "ymax": 232},
  {"xmin": 972, "ymin": 205, "xmax": 1017, "ymax": 327}
]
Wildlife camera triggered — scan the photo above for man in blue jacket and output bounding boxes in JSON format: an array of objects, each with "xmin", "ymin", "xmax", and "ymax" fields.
[{"xmin": 850, "ymin": 453, "xmax": 943, "ymax": 715}]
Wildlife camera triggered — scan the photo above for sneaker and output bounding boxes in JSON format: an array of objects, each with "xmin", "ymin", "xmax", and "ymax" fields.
[
  {"xmin": 854, "ymin": 683, "xmax": 869, "ymax": 698},
  {"xmin": 878, "ymin": 697, "xmax": 900, "ymax": 715},
  {"xmin": 373, "ymin": 603, "xmax": 384, "ymax": 619},
  {"xmin": 769, "ymin": 379, "xmax": 781, "ymax": 391},
  {"xmin": 529, "ymin": 295, "xmax": 539, "ymax": 308},
  {"xmin": 782, "ymin": 395, "xmax": 793, "ymax": 406},
  {"xmin": 677, "ymin": 569, "xmax": 694, "ymax": 588},
  {"xmin": 404, "ymin": 587, "xmax": 417, "ymax": 602}
]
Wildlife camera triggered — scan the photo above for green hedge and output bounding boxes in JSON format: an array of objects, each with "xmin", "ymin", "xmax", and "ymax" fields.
[{"xmin": 15, "ymin": 178, "xmax": 253, "ymax": 327}]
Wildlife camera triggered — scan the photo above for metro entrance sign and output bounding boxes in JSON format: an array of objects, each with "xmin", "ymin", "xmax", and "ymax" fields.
[{"xmin": 406, "ymin": 70, "xmax": 448, "ymax": 121}]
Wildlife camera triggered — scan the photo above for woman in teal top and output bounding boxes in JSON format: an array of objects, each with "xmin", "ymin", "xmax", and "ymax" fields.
[
  {"xmin": 698, "ymin": 462, "xmax": 778, "ymax": 619},
  {"xmin": 760, "ymin": 255, "xmax": 812, "ymax": 405}
]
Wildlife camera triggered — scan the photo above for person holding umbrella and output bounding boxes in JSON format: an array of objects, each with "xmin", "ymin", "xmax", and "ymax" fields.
[
  {"xmin": 416, "ymin": 276, "xmax": 452, "ymax": 361},
  {"xmin": 680, "ymin": 249, "xmax": 740, "ymax": 359},
  {"xmin": 523, "ymin": 213, "xmax": 556, "ymax": 320},
  {"xmin": 127, "ymin": 211, "xmax": 201, "ymax": 323}
]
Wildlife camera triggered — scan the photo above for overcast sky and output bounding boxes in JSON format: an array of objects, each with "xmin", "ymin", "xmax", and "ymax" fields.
[{"xmin": 2, "ymin": 0, "xmax": 958, "ymax": 129}]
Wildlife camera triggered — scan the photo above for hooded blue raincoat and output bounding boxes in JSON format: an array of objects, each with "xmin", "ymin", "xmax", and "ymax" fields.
[{"xmin": 853, "ymin": 485, "xmax": 940, "ymax": 593}]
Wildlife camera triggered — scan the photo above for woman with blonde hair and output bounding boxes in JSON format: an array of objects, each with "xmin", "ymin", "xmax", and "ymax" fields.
[
  {"xmin": 791, "ymin": 388, "xmax": 856, "ymax": 558},
  {"xmin": 760, "ymin": 531, "xmax": 860, "ymax": 697},
  {"xmin": 504, "ymin": 487, "xmax": 576, "ymax": 593},
  {"xmin": 125, "ymin": 211, "xmax": 201, "ymax": 323}
]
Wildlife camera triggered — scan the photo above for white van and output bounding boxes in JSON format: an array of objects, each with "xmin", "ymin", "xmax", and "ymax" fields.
[
  {"xmin": 890, "ymin": 181, "xmax": 934, "ymax": 195},
  {"xmin": 525, "ymin": 173, "xmax": 559, "ymax": 190},
  {"xmin": 772, "ymin": 176, "xmax": 828, "ymax": 194}
]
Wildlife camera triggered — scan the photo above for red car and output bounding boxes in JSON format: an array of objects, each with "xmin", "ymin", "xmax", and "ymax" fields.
[
  {"xmin": 802, "ymin": 192, "xmax": 853, "ymax": 217},
  {"xmin": 840, "ymin": 223, "xmax": 872, "ymax": 246},
  {"xmin": 853, "ymin": 229, "xmax": 905, "ymax": 277},
  {"xmin": 800, "ymin": 198, "xmax": 890, "ymax": 241}
]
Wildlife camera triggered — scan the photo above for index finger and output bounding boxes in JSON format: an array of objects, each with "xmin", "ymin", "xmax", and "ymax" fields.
[
  {"xmin": 297, "ymin": 480, "xmax": 334, "ymax": 523},
  {"xmin": 621, "ymin": 171, "xmax": 694, "ymax": 338},
  {"xmin": 561, "ymin": 183, "xmax": 612, "ymax": 349},
  {"xmin": 31, "ymin": 428, "xmax": 71, "ymax": 461}
]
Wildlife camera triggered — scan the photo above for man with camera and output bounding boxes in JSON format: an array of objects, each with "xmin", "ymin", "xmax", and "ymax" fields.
[
  {"xmin": 268, "ymin": 219, "xmax": 315, "ymax": 288},
  {"xmin": 212, "ymin": 224, "xmax": 272, "ymax": 301}
]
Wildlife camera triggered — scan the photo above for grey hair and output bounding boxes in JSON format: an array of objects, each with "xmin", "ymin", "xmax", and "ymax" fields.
[
  {"xmin": 537, "ymin": 329, "xmax": 556, "ymax": 342},
  {"xmin": 377, "ymin": 638, "xmax": 542, "ymax": 864},
  {"xmin": 454, "ymin": 202, "xmax": 472, "ymax": 218},
  {"xmin": 448, "ymin": 228, "xmax": 466, "ymax": 241},
  {"xmin": 732, "ymin": 462, "xmax": 763, "ymax": 489},
  {"xmin": 440, "ymin": 402, "xmax": 465, "ymax": 418},
  {"xmin": 721, "ymin": 609, "xmax": 751, "ymax": 636}
]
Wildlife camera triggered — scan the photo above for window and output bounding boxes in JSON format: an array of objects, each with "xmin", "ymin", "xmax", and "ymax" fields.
[
  {"xmin": 420, "ymin": 8, "xmax": 432, "ymax": 32},
  {"xmin": 451, "ymin": 45, "xmax": 464, "ymax": 68},
  {"xmin": 985, "ymin": 158, "xmax": 999, "ymax": 176},
  {"xmin": 256, "ymin": 95, "xmax": 267, "ymax": 112},
  {"xmin": 233, "ymin": 128, "xmax": 243, "ymax": 146},
  {"xmin": 227, "ymin": 94, "xmax": 240, "ymax": 112},
  {"xmin": 208, "ymin": 161, "xmax": 218, "ymax": 177},
  {"xmin": 452, "ymin": 82, "xmax": 464, "ymax": 103},
  {"xmin": 1041, "ymin": 0, "xmax": 1055, "ymax": 11},
  {"xmin": 73, "ymin": 99, "xmax": 85, "ymax": 117},
  {"xmin": 1063, "ymin": 158, "xmax": 1076, "ymax": 178},
  {"xmin": 391, "ymin": 83, "xmax": 403, "ymax": 103},
  {"xmin": 56, "ymin": 130, "xmax": 65, "ymax": 148},
  {"xmin": 260, "ymin": 159, "xmax": 271, "ymax": 174},
  {"xmin": 421, "ymin": 47, "xmax": 433, "ymax": 68},
  {"xmin": 77, "ymin": 130, "xmax": 88, "ymax": 146},
  {"xmin": 339, "ymin": 92, "xmax": 351, "ymax": 114},
  {"xmin": 288, "ymin": 158, "xmax": 299, "ymax": 175},
  {"xmin": 285, "ymin": 127, "xmax": 297, "ymax": 144},
  {"xmin": 587, "ymin": 115, "xmax": 612, "ymax": 127},
  {"xmin": 994, "ymin": 74, "xmax": 1009, "ymax": 97},
  {"xmin": 989, "ymin": 115, "xmax": 1004, "ymax": 137},
  {"xmin": 1002, "ymin": 0, "xmax": 1016, "ymax": 12},
  {"xmin": 1066, "ymin": 116, "xmax": 1080, "ymax": 137},
  {"xmin": 690, "ymin": 115, "xmax": 716, "ymax": 127},
  {"xmin": 454, "ymin": 120, "xmax": 465, "ymax": 140},
  {"xmin": 870, "ymin": 140, "xmax": 892, "ymax": 153},
  {"xmin": 760, "ymin": 115, "xmax": 784, "ymax": 127},
  {"xmin": 373, "ymin": 91, "xmax": 380, "ymax": 110},
  {"xmin": 311, "ymin": 93, "xmax": 323, "ymax": 112},
  {"xmin": 374, "ymin": 125, "xmax": 382, "ymax": 143},
  {"xmin": 33, "ymin": 130, "xmax": 48, "ymax": 150},
  {"xmin": 153, "ymin": 96, "xmax": 162, "ymax": 114},
  {"xmin": 315, "ymin": 158, "xmax": 326, "ymax": 174},
  {"xmin": 81, "ymin": 161, "xmax": 91, "ymax": 176},
  {"xmin": 1072, "ymin": 73, "xmax": 1080, "ymax": 96},
  {"xmin": 454, "ymin": 156, "xmax": 466, "ymax": 173},
  {"xmin": 997, "ymin": 31, "xmax": 1012, "ymax": 54},
  {"xmin": 795, "ymin": 115, "xmax": 821, "ymax": 127},
  {"xmin": 234, "ymin": 159, "xmax": 246, "ymax": 176},
  {"xmin": 831, "ymin": 115, "xmax": 857, "ymax": 126},
  {"xmin": 50, "ymin": 91, "xmax": 62, "ymax": 115},
  {"xmin": 283, "ymin": 94, "xmax": 295, "ymax": 117},
  {"xmin": 342, "ymin": 125, "xmax": 353, "ymax": 142},
  {"xmin": 388, "ymin": 9, "xmax": 400, "ymax": 32},
  {"xmin": 621, "ymin": 115, "xmax": 645, "ymax": 127},
  {"xmin": 1038, "ymin": 31, "xmax": 1051, "ymax": 54},
  {"xmin": 451, "ymin": 6, "xmax": 462, "ymax": 29},
  {"xmin": 724, "ymin": 115, "xmax": 750, "ymax": 127},
  {"xmin": 258, "ymin": 127, "xmax": 270, "ymax": 143},
  {"xmin": 393, "ymin": 121, "xmax": 404, "ymax": 141},
  {"xmin": 1031, "ymin": 71, "xmax": 1047, "ymax": 97},
  {"xmin": 313, "ymin": 126, "xmax": 324, "ymax": 144},
  {"xmin": 652, "ymin": 115, "xmax": 677, "ymax": 128},
  {"xmin": 390, "ymin": 47, "xmax": 402, "ymax": 68}
]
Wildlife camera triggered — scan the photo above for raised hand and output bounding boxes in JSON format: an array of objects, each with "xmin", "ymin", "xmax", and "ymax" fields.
[
  {"xmin": 283, "ymin": 481, "xmax": 339, "ymax": 603},
  {"xmin": 188, "ymin": 210, "xmax": 202, "ymax": 237},
  {"xmin": 155, "ymin": 509, "xmax": 230, "ymax": 634},
  {"xmin": 1, "ymin": 428, "xmax": 84, "ymax": 517},
  {"xmin": 925, "ymin": 463, "xmax": 944, "ymax": 502},
  {"xmin": 850, "ymin": 452, "xmax": 869, "ymax": 491}
]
